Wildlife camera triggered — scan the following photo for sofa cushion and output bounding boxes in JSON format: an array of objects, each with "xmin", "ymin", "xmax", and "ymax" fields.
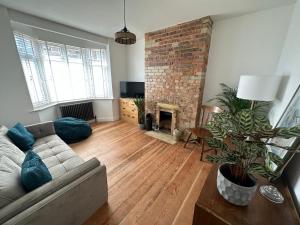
[
  {"xmin": 0, "ymin": 125, "xmax": 8, "ymax": 136},
  {"xmin": 0, "ymin": 136, "xmax": 25, "ymax": 166},
  {"xmin": 0, "ymin": 156, "xmax": 26, "ymax": 209},
  {"xmin": 7, "ymin": 123, "xmax": 35, "ymax": 151},
  {"xmin": 21, "ymin": 151, "xmax": 52, "ymax": 192},
  {"xmin": 32, "ymin": 135, "xmax": 84, "ymax": 179}
]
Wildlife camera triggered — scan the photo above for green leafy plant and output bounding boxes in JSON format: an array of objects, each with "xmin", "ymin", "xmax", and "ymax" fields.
[
  {"xmin": 134, "ymin": 97, "xmax": 145, "ymax": 124},
  {"xmin": 210, "ymin": 83, "xmax": 270, "ymax": 116},
  {"xmin": 206, "ymin": 109, "xmax": 300, "ymax": 185}
]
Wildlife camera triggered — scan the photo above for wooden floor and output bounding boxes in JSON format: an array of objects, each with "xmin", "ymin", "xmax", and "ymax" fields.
[{"xmin": 71, "ymin": 121, "xmax": 212, "ymax": 225}]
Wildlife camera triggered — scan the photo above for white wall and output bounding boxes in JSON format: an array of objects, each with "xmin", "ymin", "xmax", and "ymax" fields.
[
  {"xmin": 126, "ymin": 39, "xmax": 145, "ymax": 81},
  {"xmin": 0, "ymin": 5, "xmax": 40, "ymax": 127},
  {"xmin": 109, "ymin": 39, "xmax": 127, "ymax": 98},
  {"xmin": 37, "ymin": 105, "xmax": 58, "ymax": 122},
  {"xmin": 8, "ymin": 9, "xmax": 108, "ymax": 45},
  {"xmin": 36, "ymin": 98, "xmax": 120, "ymax": 122},
  {"xmin": 270, "ymin": 1, "xmax": 300, "ymax": 125},
  {"xmin": 93, "ymin": 99, "xmax": 119, "ymax": 122},
  {"xmin": 277, "ymin": 0, "xmax": 300, "ymax": 214},
  {"xmin": 203, "ymin": 5, "xmax": 294, "ymax": 104}
]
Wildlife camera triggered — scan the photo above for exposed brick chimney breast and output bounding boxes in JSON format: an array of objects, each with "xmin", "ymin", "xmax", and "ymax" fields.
[{"xmin": 145, "ymin": 16, "xmax": 213, "ymax": 129}]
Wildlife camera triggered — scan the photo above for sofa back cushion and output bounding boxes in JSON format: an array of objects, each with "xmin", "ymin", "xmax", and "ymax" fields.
[
  {"xmin": 0, "ymin": 135, "xmax": 25, "ymax": 166},
  {"xmin": 0, "ymin": 156, "xmax": 26, "ymax": 209},
  {"xmin": 0, "ymin": 125, "xmax": 8, "ymax": 136},
  {"xmin": 7, "ymin": 123, "xmax": 35, "ymax": 151}
]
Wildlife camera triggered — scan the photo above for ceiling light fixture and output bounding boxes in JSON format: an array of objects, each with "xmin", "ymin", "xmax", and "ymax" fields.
[{"xmin": 115, "ymin": 0, "xmax": 136, "ymax": 45}]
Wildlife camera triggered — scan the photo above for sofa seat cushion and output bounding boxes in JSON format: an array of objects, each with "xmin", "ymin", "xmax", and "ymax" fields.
[
  {"xmin": 0, "ymin": 156, "xmax": 26, "ymax": 209},
  {"xmin": 32, "ymin": 135, "xmax": 84, "ymax": 179}
]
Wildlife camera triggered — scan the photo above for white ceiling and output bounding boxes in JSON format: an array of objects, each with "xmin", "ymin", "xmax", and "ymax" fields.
[{"xmin": 0, "ymin": 0, "xmax": 296, "ymax": 39}]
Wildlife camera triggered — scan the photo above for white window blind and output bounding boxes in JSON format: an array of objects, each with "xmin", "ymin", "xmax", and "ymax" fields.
[{"xmin": 14, "ymin": 32, "xmax": 112, "ymax": 108}]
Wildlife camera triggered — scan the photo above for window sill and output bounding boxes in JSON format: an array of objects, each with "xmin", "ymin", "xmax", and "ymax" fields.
[{"xmin": 31, "ymin": 97, "xmax": 119, "ymax": 112}]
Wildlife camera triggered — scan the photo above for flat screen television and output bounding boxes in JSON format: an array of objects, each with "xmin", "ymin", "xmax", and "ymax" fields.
[{"xmin": 120, "ymin": 81, "xmax": 145, "ymax": 98}]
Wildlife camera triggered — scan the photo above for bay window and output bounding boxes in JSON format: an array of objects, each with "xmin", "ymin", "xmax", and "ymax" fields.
[{"xmin": 14, "ymin": 32, "xmax": 112, "ymax": 109}]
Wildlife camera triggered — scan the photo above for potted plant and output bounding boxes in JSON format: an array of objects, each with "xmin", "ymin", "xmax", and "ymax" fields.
[
  {"xmin": 205, "ymin": 109, "xmax": 300, "ymax": 206},
  {"xmin": 205, "ymin": 83, "xmax": 300, "ymax": 206},
  {"xmin": 134, "ymin": 97, "xmax": 145, "ymax": 129}
]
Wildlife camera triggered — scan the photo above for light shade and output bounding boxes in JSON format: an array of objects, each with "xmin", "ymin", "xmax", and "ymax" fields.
[
  {"xmin": 115, "ymin": 27, "xmax": 136, "ymax": 45},
  {"xmin": 237, "ymin": 75, "xmax": 281, "ymax": 101}
]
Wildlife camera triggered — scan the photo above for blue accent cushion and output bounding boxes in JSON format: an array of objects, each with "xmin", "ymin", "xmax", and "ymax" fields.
[
  {"xmin": 7, "ymin": 123, "xmax": 35, "ymax": 151},
  {"xmin": 54, "ymin": 117, "xmax": 92, "ymax": 144},
  {"xmin": 21, "ymin": 150, "xmax": 52, "ymax": 192}
]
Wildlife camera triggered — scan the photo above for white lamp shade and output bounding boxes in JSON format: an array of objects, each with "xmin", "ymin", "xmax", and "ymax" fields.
[{"xmin": 237, "ymin": 75, "xmax": 281, "ymax": 101}]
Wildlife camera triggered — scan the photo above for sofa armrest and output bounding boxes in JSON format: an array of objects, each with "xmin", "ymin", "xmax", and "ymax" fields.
[
  {"xmin": 26, "ymin": 121, "xmax": 55, "ymax": 139},
  {"xmin": 0, "ymin": 158, "xmax": 105, "ymax": 224}
]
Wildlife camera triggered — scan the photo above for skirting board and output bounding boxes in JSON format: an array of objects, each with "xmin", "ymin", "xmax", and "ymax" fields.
[{"xmin": 96, "ymin": 116, "xmax": 119, "ymax": 122}]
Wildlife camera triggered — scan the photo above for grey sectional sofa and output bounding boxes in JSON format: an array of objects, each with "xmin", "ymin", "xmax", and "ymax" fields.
[{"xmin": 0, "ymin": 121, "xmax": 108, "ymax": 225}]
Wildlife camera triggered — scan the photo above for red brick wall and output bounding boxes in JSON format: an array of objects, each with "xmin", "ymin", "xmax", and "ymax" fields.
[{"xmin": 145, "ymin": 17, "xmax": 213, "ymax": 129}]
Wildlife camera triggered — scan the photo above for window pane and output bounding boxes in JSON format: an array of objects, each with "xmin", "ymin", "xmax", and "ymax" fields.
[
  {"xmin": 14, "ymin": 33, "xmax": 48, "ymax": 107},
  {"xmin": 92, "ymin": 65, "xmax": 105, "ymax": 97},
  {"xmin": 44, "ymin": 43, "xmax": 73, "ymax": 101},
  {"xmin": 51, "ymin": 61, "xmax": 73, "ymax": 101},
  {"xmin": 67, "ymin": 46, "xmax": 88, "ymax": 99},
  {"xmin": 21, "ymin": 59, "xmax": 39, "ymax": 104},
  {"xmin": 40, "ymin": 41, "xmax": 57, "ymax": 102}
]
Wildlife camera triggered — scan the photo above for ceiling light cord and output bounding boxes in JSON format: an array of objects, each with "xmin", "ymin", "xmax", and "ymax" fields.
[
  {"xmin": 115, "ymin": 0, "xmax": 136, "ymax": 44},
  {"xmin": 124, "ymin": 0, "xmax": 126, "ymax": 28}
]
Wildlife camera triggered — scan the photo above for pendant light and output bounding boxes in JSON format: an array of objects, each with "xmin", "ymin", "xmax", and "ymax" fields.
[{"xmin": 115, "ymin": 0, "xmax": 136, "ymax": 45}]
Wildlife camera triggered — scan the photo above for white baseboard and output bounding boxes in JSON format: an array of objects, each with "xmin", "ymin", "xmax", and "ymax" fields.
[{"xmin": 96, "ymin": 116, "xmax": 119, "ymax": 122}]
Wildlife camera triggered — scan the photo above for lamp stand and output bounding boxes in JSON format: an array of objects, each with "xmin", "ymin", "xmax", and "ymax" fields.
[{"xmin": 250, "ymin": 100, "xmax": 255, "ymax": 110}]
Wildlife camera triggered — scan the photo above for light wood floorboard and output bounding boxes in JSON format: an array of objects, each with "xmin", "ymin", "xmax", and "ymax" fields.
[{"xmin": 71, "ymin": 121, "xmax": 212, "ymax": 225}]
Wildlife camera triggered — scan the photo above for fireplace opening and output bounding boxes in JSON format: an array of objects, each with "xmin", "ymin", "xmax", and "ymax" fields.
[{"xmin": 159, "ymin": 111, "xmax": 172, "ymax": 134}]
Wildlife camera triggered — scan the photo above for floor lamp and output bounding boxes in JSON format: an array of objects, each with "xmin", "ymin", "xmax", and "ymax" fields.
[
  {"xmin": 237, "ymin": 75, "xmax": 284, "ymax": 203},
  {"xmin": 237, "ymin": 75, "xmax": 281, "ymax": 110}
]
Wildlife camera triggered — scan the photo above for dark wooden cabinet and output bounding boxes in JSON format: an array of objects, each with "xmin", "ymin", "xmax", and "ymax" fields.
[{"xmin": 193, "ymin": 166, "xmax": 300, "ymax": 225}]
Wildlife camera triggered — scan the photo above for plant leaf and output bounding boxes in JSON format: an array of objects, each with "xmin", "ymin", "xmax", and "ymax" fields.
[
  {"xmin": 206, "ymin": 153, "xmax": 238, "ymax": 164},
  {"xmin": 237, "ymin": 109, "xmax": 254, "ymax": 133},
  {"xmin": 268, "ymin": 152, "xmax": 284, "ymax": 167},
  {"xmin": 247, "ymin": 163, "xmax": 279, "ymax": 178},
  {"xmin": 276, "ymin": 125, "xmax": 300, "ymax": 138},
  {"xmin": 206, "ymin": 138, "xmax": 229, "ymax": 151},
  {"xmin": 206, "ymin": 155, "xmax": 227, "ymax": 164}
]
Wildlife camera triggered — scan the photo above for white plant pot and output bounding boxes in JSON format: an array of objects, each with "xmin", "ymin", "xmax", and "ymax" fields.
[{"xmin": 217, "ymin": 164, "xmax": 258, "ymax": 206}]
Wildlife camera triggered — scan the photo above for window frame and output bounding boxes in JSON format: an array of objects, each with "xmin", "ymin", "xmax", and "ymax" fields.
[{"xmin": 14, "ymin": 31, "xmax": 113, "ymax": 109}]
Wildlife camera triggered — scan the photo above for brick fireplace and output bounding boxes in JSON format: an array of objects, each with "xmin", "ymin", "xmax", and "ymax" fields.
[{"xmin": 145, "ymin": 17, "xmax": 213, "ymax": 130}]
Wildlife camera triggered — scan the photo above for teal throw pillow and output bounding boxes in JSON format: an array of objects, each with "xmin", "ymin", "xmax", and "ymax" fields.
[
  {"xmin": 21, "ymin": 150, "xmax": 52, "ymax": 191},
  {"xmin": 7, "ymin": 122, "xmax": 35, "ymax": 151}
]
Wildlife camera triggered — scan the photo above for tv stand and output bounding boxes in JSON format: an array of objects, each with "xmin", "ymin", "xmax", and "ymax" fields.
[{"xmin": 119, "ymin": 98, "xmax": 138, "ymax": 124}]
